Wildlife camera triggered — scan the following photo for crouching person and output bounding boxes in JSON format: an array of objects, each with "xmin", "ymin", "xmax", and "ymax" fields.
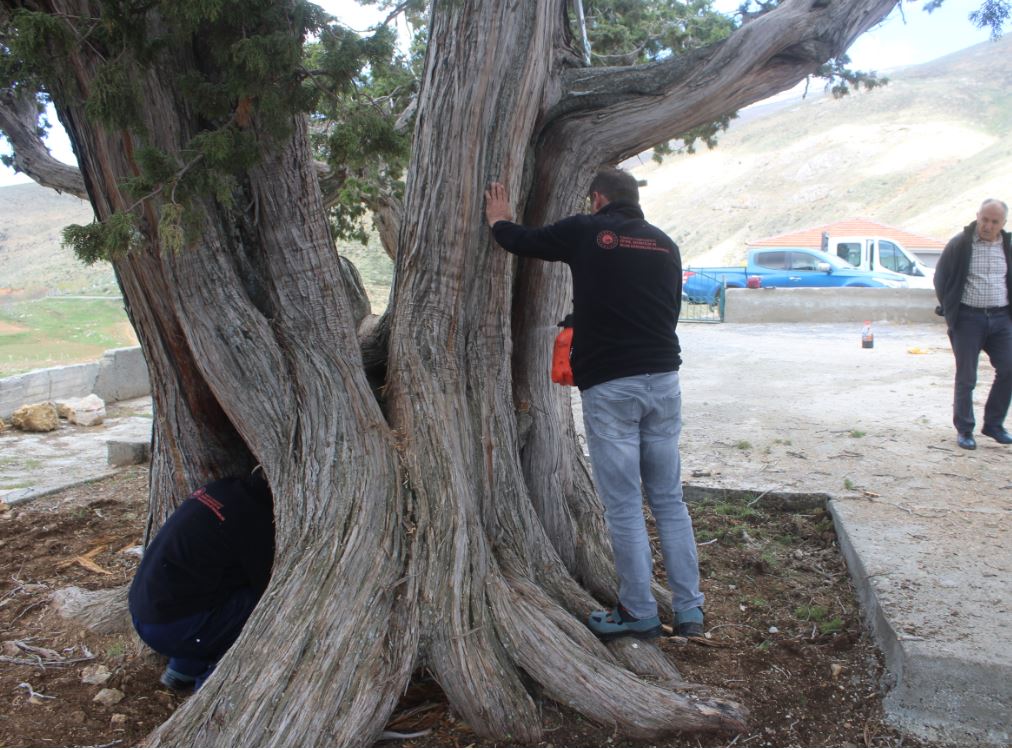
[{"xmin": 128, "ymin": 469, "xmax": 275, "ymax": 691}]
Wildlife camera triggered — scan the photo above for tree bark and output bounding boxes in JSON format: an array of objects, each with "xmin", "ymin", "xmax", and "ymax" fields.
[
  {"xmin": 4, "ymin": 0, "xmax": 906, "ymax": 745},
  {"xmin": 0, "ymin": 82, "xmax": 86, "ymax": 197}
]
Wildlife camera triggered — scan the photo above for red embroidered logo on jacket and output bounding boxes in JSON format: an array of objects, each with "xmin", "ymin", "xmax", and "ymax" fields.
[
  {"xmin": 596, "ymin": 230, "xmax": 619, "ymax": 249},
  {"xmin": 192, "ymin": 488, "xmax": 225, "ymax": 522}
]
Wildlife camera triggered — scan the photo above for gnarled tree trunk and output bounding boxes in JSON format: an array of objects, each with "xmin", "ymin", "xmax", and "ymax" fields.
[{"xmin": 3, "ymin": 0, "xmax": 900, "ymax": 745}]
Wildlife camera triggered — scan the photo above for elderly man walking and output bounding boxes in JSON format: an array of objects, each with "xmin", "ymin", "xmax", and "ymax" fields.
[{"xmin": 934, "ymin": 199, "xmax": 1012, "ymax": 449}]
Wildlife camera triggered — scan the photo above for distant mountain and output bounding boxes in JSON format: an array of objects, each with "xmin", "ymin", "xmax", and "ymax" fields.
[
  {"xmin": 634, "ymin": 34, "xmax": 1012, "ymax": 265},
  {"xmin": 0, "ymin": 182, "xmax": 109, "ymax": 298}
]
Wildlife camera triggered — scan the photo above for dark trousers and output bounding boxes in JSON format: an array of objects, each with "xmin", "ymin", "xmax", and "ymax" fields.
[
  {"xmin": 133, "ymin": 587, "xmax": 259, "ymax": 687},
  {"xmin": 948, "ymin": 305, "xmax": 1012, "ymax": 434}
]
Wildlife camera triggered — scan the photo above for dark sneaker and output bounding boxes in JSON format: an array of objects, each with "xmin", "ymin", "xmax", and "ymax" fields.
[
  {"xmin": 676, "ymin": 606, "xmax": 705, "ymax": 638},
  {"xmin": 159, "ymin": 669, "xmax": 196, "ymax": 692},
  {"xmin": 587, "ymin": 603, "xmax": 662, "ymax": 642}
]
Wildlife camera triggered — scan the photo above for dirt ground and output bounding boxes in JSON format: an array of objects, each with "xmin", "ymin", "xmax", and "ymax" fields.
[{"xmin": 0, "ymin": 467, "xmax": 918, "ymax": 748}]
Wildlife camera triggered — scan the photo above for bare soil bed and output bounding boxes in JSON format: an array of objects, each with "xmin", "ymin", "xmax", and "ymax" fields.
[{"xmin": 0, "ymin": 467, "xmax": 922, "ymax": 748}]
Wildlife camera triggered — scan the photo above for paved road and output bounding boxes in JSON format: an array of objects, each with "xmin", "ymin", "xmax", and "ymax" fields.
[{"xmin": 671, "ymin": 322, "xmax": 1010, "ymax": 746}]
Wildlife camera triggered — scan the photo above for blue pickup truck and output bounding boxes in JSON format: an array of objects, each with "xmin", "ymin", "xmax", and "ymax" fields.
[{"xmin": 683, "ymin": 247, "xmax": 908, "ymax": 304}]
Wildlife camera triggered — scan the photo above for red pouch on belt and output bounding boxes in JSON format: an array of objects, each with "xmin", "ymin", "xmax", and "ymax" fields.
[{"xmin": 551, "ymin": 315, "xmax": 574, "ymax": 386}]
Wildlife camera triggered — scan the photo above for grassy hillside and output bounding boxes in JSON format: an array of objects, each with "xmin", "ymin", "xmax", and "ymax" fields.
[
  {"xmin": 0, "ymin": 297, "xmax": 137, "ymax": 377},
  {"xmin": 635, "ymin": 34, "xmax": 1012, "ymax": 265}
]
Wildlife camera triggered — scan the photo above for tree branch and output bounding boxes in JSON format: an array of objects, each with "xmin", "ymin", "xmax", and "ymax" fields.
[
  {"xmin": 541, "ymin": 0, "xmax": 900, "ymax": 163},
  {"xmin": 0, "ymin": 86, "xmax": 86, "ymax": 198}
]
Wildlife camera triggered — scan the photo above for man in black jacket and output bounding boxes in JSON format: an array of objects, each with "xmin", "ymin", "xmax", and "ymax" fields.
[
  {"xmin": 933, "ymin": 199, "xmax": 1012, "ymax": 450},
  {"xmin": 129, "ymin": 470, "xmax": 275, "ymax": 690},
  {"xmin": 484, "ymin": 168, "xmax": 705, "ymax": 640}
]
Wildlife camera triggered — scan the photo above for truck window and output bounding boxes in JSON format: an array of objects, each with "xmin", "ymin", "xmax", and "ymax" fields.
[
  {"xmin": 789, "ymin": 252, "xmax": 819, "ymax": 271},
  {"xmin": 755, "ymin": 251, "xmax": 787, "ymax": 270},
  {"xmin": 880, "ymin": 240, "xmax": 914, "ymax": 274},
  {"xmin": 835, "ymin": 242, "xmax": 861, "ymax": 266}
]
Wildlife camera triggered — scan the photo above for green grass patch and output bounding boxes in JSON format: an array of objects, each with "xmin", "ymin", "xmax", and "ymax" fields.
[
  {"xmin": 0, "ymin": 297, "xmax": 137, "ymax": 377},
  {"xmin": 819, "ymin": 617, "xmax": 844, "ymax": 635},
  {"xmin": 713, "ymin": 502, "xmax": 762, "ymax": 521},
  {"xmin": 848, "ymin": 429, "xmax": 866, "ymax": 438},
  {"xmin": 794, "ymin": 604, "xmax": 829, "ymax": 621}
]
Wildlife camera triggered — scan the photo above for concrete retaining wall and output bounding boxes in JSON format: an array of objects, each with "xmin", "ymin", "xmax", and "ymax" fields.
[
  {"xmin": 1, "ymin": 346, "xmax": 150, "ymax": 419},
  {"xmin": 724, "ymin": 287, "xmax": 944, "ymax": 324}
]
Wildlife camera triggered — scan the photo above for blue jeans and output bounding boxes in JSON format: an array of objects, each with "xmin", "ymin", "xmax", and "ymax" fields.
[
  {"xmin": 132, "ymin": 587, "xmax": 259, "ymax": 687},
  {"xmin": 581, "ymin": 371, "xmax": 704, "ymax": 619},
  {"xmin": 949, "ymin": 305, "xmax": 1012, "ymax": 434}
]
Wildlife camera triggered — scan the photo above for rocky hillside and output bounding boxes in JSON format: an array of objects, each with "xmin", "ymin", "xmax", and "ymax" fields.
[
  {"xmin": 634, "ymin": 34, "xmax": 1012, "ymax": 265},
  {"xmin": 0, "ymin": 183, "xmax": 105, "ymax": 298}
]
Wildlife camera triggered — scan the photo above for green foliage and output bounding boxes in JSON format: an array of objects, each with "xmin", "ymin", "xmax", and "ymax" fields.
[
  {"xmin": 85, "ymin": 58, "xmax": 144, "ymax": 130},
  {"xmin": 304, "ymin": 10, "xmax": 421, "ymax": 244},
  {"xmin": 967, "ymin": 0, "xmax": 1011, "ymax": 38},
  {"xmin": 62, "ymin": 212, "xmax": 141, "ymax": 265},
  {"xmin": 578, "ymin": 1, "xmax": 737, "ymax": 156},
  {"xmin": 583, "ymin": 0, "xmax": 735, "ymax": 64},
  {"xmin": 815, "ymin": 54, "xmax": 888, "ymax": 99},
  {"xmin": 2, "ymin": 11, "xmax": 72, "ymax": 87},
  {"xmin": 158, "ymin": 202, "xmax": 186, "ymax": 254}
]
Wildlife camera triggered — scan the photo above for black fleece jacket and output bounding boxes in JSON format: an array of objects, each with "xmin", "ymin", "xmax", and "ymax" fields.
[
  {"xmin": 129, "ymin": 477, "xmax": 275, "ymax": 623},
  {"xmin": 933, "ymin": 221, "xmax": 1012, "ymax": 330},
  {"xmin": 493, "ymin": 202, "xmax": 681, "ymax": 390}
]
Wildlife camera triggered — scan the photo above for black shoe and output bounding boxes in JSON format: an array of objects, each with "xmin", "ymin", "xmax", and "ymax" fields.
[
  {"xmin": 981, "ymin": 426, "xmax": 1012, "ymax": 444},
  {"xmin": 957, "ymin": 432, "xmax": 976, "ymax": 450},
  {"xmin": 159, "ymin": 669, "xmax": 196, "ymax": 691}
]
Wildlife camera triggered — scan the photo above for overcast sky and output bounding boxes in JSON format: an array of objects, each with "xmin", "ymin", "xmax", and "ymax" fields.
[{"xmin": 0, "ymin": 0, "xmax": 996, "ymax": 188}]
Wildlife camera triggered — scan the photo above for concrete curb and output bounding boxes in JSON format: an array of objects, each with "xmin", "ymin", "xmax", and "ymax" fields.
[
  {"xmin": 724, "ymin": 287, "xmax": 945, "ymax": 324},
  {"xmin": 830, "ymin": 498, "xmax": 1010, "ymax": 747},
  {"xmin": 2, "ymin": 470, "xmax": 123, "ymax": 507}
]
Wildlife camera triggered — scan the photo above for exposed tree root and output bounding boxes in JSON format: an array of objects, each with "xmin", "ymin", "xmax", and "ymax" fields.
[{"xmin": 491, "ymin": 576, "xmax": 748, "ymax": 737}]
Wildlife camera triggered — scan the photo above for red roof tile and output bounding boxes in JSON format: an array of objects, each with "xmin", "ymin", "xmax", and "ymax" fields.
[{"xmin": 748, "ymin": 219, "xmax": 946, "ymax": 250}]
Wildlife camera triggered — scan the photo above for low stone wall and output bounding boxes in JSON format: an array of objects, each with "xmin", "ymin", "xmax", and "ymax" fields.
[
  {"xmin": 0, "ymin": 346, "xmax": 150, "ymax": 419},
  {"xmin": 724, "ymin": 287, "xmax": 944, "ymax": 324}
]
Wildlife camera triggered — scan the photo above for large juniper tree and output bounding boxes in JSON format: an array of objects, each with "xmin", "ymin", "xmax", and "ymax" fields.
[{"xmin": 1, "ymin": 0, "xmax": 1003, "ymax": 745}]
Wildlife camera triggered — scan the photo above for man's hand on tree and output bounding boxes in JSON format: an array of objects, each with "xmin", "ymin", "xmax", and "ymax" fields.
[{"xmin": 484, "ymin": 182, "xmax": 513, "ymax": 226}]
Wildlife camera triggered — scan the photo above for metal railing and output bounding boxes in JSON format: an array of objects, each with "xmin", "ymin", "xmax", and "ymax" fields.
[{"xmin": 680, "ymin": 284, "xmax": 725, "ymax": 323}]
